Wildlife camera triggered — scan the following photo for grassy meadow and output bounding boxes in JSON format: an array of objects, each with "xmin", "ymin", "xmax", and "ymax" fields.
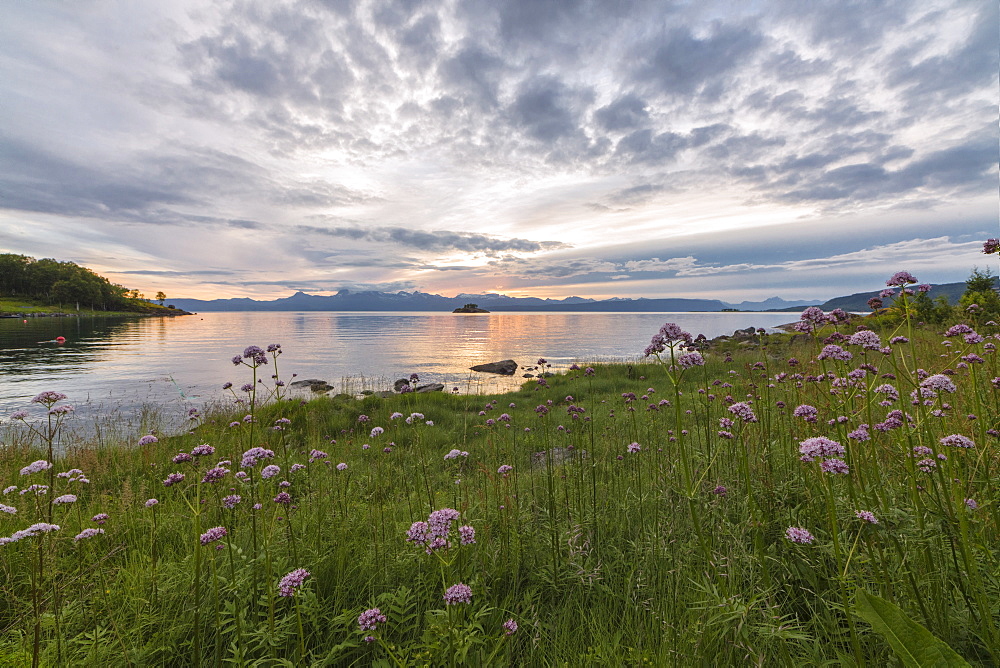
[{"xmin": 1, "ymin": 298, "xmax": 998, "ymax": 665}]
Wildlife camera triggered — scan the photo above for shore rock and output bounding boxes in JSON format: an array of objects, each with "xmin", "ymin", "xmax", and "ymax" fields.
[
  {"xmin": 415, "ymin": 383, "xmax": 444, "ymax": 393},
  {"xmin": 469, "ymin": 359, "xmax": 518, "ymax": 375},
  {"xmin": 393, "ymin": 378, "xmax": 411, "ymax": 392},
  {"xmin": 289, "ymin": 379, "xmax": 334, "ymax": 392}
]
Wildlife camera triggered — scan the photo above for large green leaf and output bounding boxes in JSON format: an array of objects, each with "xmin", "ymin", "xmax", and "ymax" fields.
[{"xmin": 853, "ymin": 590, "xmax": 971, "ymax": 667}]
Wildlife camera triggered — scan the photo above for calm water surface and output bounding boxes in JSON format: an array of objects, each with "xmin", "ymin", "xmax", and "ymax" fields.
[{"xmin": 0, "ymin": 311, "xmax": 793, "ymax": 428}]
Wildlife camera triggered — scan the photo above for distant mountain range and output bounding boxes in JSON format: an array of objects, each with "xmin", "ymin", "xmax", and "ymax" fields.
[
  {"xmin": 168, "ymin": 290, "xmax": 816, "ymax": 313},
  {"xmin": 167, "ymin": 281, "xmax": 979, "ymax": 314}
]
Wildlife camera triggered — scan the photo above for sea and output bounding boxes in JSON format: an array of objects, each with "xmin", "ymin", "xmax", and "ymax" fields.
[{"xmin": 0, "ymin": 310, "xmax": 795, "ymax": 434}]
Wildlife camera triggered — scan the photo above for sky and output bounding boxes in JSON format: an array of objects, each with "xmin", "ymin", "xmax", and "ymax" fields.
[{"xmin": 1, "ymin": 0, "xmax": 997, "ymax": 302}]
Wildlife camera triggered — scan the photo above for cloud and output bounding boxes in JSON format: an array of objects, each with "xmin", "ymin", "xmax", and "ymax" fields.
[
  {"xmin": 631, "ymin": 23, "xmax": 763, "ymax": 97},
  {"xmin": 297, "ymin": 225, "xmax": 570, "ymax": 254},
  {"xmin": 593, "ymin": 94, "xmax": 650, "ymax": 131},
  {"xmin": 508, "ymin": 75, "xmax": 593, "ymax": 143}
]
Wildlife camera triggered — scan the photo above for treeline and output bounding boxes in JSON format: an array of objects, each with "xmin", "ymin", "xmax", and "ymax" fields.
[{"xmin": 0, "ymin": 253, "xmax": 163, "ymax": 312}]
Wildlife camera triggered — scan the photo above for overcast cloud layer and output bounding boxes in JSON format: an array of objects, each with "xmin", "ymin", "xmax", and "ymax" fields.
[{"xmin": 1, "ymin": 0, "xmax": 997, "ymax": 301}]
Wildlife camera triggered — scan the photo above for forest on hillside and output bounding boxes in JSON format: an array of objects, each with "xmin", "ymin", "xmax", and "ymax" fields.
[{"xmin": 0, "ymin": 253, "xmax": 167, "ymax": 312}]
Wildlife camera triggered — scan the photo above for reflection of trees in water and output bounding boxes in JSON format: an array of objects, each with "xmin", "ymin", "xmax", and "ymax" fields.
[{"xmin": 0, "ymin": 317, "xmax": 144, "ymax": 375}]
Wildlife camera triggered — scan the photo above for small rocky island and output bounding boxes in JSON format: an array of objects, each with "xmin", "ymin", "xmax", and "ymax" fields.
[{"xmin": 452, "ymin": 302, "xmax": 490, "ymax": 313}]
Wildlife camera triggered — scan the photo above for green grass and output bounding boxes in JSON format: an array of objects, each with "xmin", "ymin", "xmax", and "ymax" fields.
[
  {"xmin": 0, "ymin": 296, "xmax": 181, "ymax": 317},
  {"xmin": 0, "ymin": 319, "xmax": 998, "ymax": 666}
]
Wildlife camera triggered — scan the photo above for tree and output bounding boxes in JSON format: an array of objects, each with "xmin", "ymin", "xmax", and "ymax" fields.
[
  {"xmin": 959, "ymin": 267, "xmax": 1000, "ymax": 319},
  {"xmin": 155, "ymin": 291, "xmax": 166, "ymax": 306}
]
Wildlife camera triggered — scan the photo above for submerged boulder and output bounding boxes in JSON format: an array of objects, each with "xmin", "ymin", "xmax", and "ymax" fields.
[{"xmin": 469, "ymin": 359, "xmax": 518, "ymax": 375}]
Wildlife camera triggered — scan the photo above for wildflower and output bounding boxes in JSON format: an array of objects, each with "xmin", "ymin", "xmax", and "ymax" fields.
[
  {"xmin": 31, "ymin": 391, "xmax": 68, "ymax": 405},
  {"xmin": 855, "ymin": 510, "xmax": 878, "ymax": 524},
  {"xmin": 793, "ymin": 405, "xmax": 818, "ymax": 422},
  {"xmin": 47, "ymin": 404, "xmax": 74, "ymax": 415},
  {"xmin": 308, "ymin": 449, "xmax": 328, "ymax": 462},
  {"xmin": 817, "ymin": 345, "xmax": 852, "ymax": 361},
  {"xmin": 278, "ymin": 568, "xmax": 310, "ymax": 597},
  {"xmin": 916, "ymin": 458, "xmax": 937, "ymax": 473},
  {"xmin": 677, "ymin": 352, "xmax": 704, "ymax": 368},
  {"xmin": 443, "ymin": 583, "xmax": 473, "ymax": 605},
  {"xmin": 627, "ymin": 442, "xmax": 641, "ymax": 453},
  {"xmin": 820, "ymin": 458, "xmax": 850, "ymax": 475},
  {"xmin": 223, "ymin": 495, "xmax": 242, "ymax": 509},
  {"xmin": 358, "ymin": 608, "xmax": 387, "ymax": 631},
  {"xmin": 799, "ymin": 437, "xmax": 845, "ymax": 461},
  {"xmin": 965, "ymin": 498, "xmax": 978, "ymax": 510},
  {"xmin": 584, "ymin": 367, "xmax": 595, "ymax": 376},
  {"xmin": 0, "ymin": 504, "xmax": 17, "ymax": 514},
  {"xmin": 20, "ymin": 460, "xmax": 52, "ymax": 476},
  {"xmin": 52, "ymin": 494, "xmax": 77, "ymax": 505},
  {"xmin": 921, "ymin": 375, "xmax": 956, "ymax": 393},
  {"xmin": 785, "ymin": 527, "xmax": 814, "ymax": 544},
  {"xmin": 357, "ymin": 414, "xmax": 370, "ymax": 423},
  {"xmin": 241, "ymin": 447, "xmax": 276, "ymax": 469},
  {"xmin": 503, "ymin": 618, "xmax": 518, "ymax": 635},
  {"xmin": 886, "ymin": 271, "xmax": 917, "ymax": 286},
  {"xmin": 406, "ymin": 521, "xmax": 429, "ymax": 545},
  {"xmin": 74, "ymin": 528, "xmax": 104, "ymax": 542},
  {"xmin": 944, "ymin": 324, "xmax": 973, "ymax": 337},
  {"xmin": 867, "ymin": 297, "xmax": 883, "ymax": 310},
  {"xmin": 273, "ymin": 492, "xmax": 292, "ymax": 504},
  {"xmin": 458, "ymin": 525, "xmax": 476, "ymax": 545},
  {"xmin": 228, "ymin": 421, "xmax": 240, "ymax": 428},
  {"xmin": 940, "ymin": 434, "xmax": 974, "ymax": 449},
  {"xmin": 712, "ymin": 485, "xmax": 727, "ymax": 497},
  {"xmin": 200, "ymin": 526, "xmax": 227, "ymax": 546},
  {"xmin": 727, "ymin": 402, "xmax": 758, "ymax": 423},
  {"xmin": 137, "ymin": 434, "xmax": 159, "ymax": 447},
  {"xmin": 145, "ymin": 498, "xmax": 158, "ymax": 508},
  {"xmin": 172, "ymin": 453, "xmax": 193, "ymax": 464},
  {"xmin": 390, "ymin": 412, "xmax": 403, "ymax": 420},
  {"xmin": 20, "ymin": 484, "xmax": 47, "ymax": 496},
  {"xmin": 717, "ymin": 430, "xmax": 734, "ymax": 439},
  {"xmin": 191, "ymin": 444, "xmax": 215, "ymax": 457},
  {"xmin": 848, "ymin": 330, "xmax": 882, "ymax": 350},
  {"xmin": 847, "ymin": 424, "xmax": 870, "ymax": 441},
  {"xmin": 162, "ymin": 473, "xmax": 185, "ymax": 486},
  {"xmin": 428, "ymin": 508, "xmax": 460, "ymax": 537},
  {"xmin": 261, "ymin": 465, "xmax": 281, "ymax": 479},
  {"xmin": 497, "ymin": 464, "xmax": 513, "ymax": 476},
  {"xmin": 370, "ymin": 426, "xmax": 384, "ymax": 438},
  {"xmin": 444, "ymin": 449, "xmax": 469, "ymax": 460}
]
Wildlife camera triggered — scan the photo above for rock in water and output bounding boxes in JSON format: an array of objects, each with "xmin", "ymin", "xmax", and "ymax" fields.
[
  {"xmin": 469, "ymin": 359, "xmax": 518, "ymax": 375},
  {"xmin": 415, "ymin": 383, "xmax": 444, "ymax": 393},
  {"xmin": 289, "ymin": 379, "xmax": 325, "ymax": 388}
]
